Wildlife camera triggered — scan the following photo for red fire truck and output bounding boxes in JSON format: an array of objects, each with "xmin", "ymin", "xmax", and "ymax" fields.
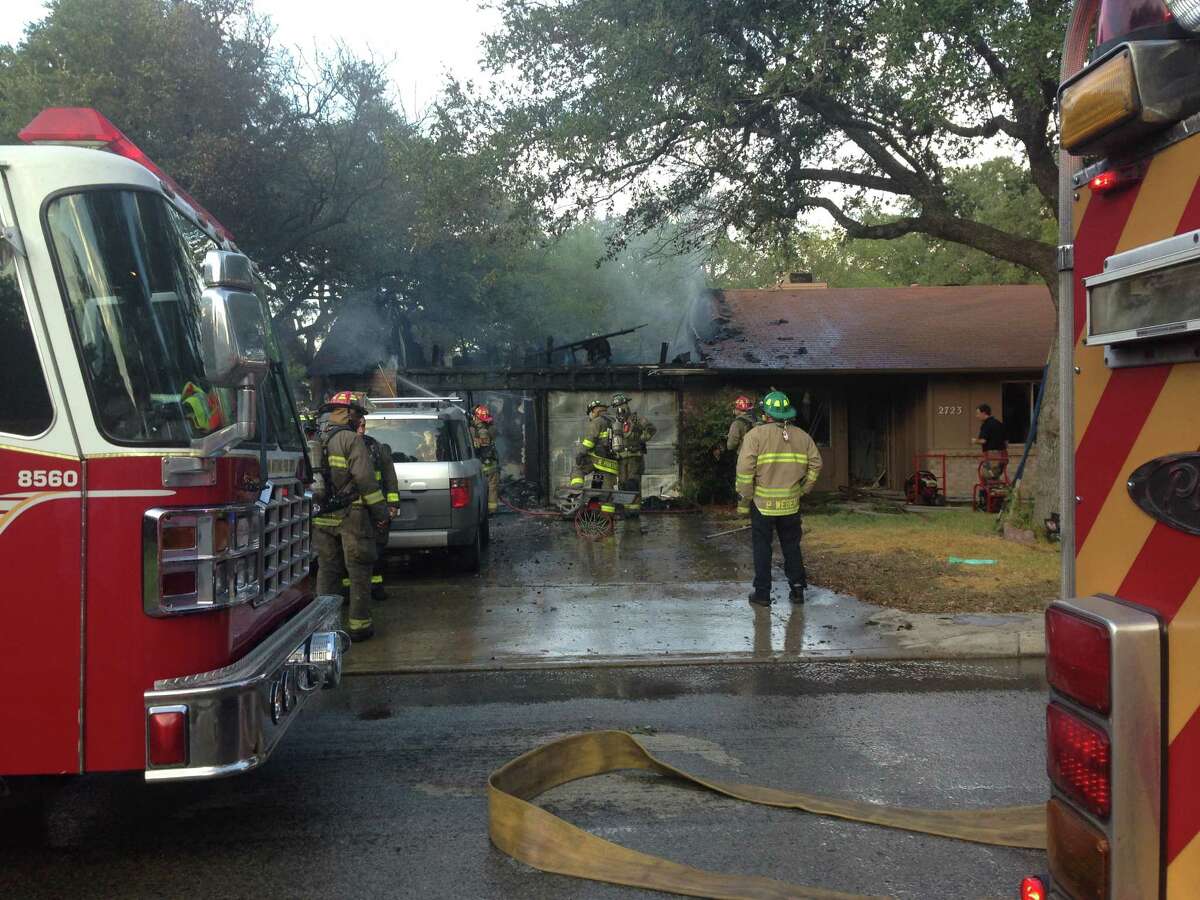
[
  {"xmin": 0, "ymin": 108, "xmax": 345, "ymax": 783},
  {"xmin": 1037, "ymin": 0, "xmax": 1200, "ymax": 896}
]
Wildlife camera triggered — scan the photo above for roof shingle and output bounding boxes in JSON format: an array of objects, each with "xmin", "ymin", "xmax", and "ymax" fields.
[{"xmin": 698, "ymin": 285, "xmax": 1053, "ymax": 372}]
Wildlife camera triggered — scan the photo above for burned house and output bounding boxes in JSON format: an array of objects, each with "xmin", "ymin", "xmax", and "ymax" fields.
[
  {"xmin": 309, "ymin": 283, "xmax": 1053, "ymax": 502},
  {"xmin": 674, "ymin": 283, "xmax": 1055, "ymax": 499}
]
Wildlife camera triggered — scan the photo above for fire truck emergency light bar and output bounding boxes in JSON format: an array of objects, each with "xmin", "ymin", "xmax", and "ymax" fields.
[{"xmin": 18, "ymin": 107, "xmax": 236, "ymax": 245}]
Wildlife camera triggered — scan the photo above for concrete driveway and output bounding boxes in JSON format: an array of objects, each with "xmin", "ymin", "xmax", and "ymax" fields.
[{"xmin": 348, "ymin": 512, "xmax": 1043, "ymax": 673}]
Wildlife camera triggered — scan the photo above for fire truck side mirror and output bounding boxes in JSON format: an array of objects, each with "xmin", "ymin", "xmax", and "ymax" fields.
[{"xmin": 199, "ymin": 250, "xmax": 270, "ymax": 388}]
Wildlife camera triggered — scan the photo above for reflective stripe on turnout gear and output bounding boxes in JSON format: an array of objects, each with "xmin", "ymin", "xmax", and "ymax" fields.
[
  {"xmin": 328, "ymin": 454, "xmax": 348, "ymax": 468},
  {"xmin": 348, "ymin": 618, "xmax": 372, "ymax": 630},
  {"xmin": 581, "ymin": 438, "xmax": 596, "ymax": 449},
  {"xmin": 313, "ymin": 516, "xmax": 342, "ymax": 527},
  {"xmin": 370, "ymin": 575, "xmax": 383, "ymax": 585},
  {"xmin": 487, "ymin": 731, "xmax": 1046, "ymax": 900},
  {"xmin": 756, "ymin": 452, "xmax": 809, "ymax": 464},
  {"xmin": 600, "ymin": 504, "xmax": 616, "ymax": 514},
  {"xmin": 354, "ymin": 490, "xmax": 386, "ymax": 506},
  {"xmin": 590, "ymin": 454, "xmax": 619, "ymax": 475},
  {"xmin": 570, "ymin": 477, "xmax": 585, "ymax": 486},
  {"xmin": 387, "ymin": 492, "xmax": 400, "ymax": 502}
]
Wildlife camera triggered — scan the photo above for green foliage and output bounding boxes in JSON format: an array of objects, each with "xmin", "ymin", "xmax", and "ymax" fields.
[
  {"xmin": 677, "ymin": 392, "xmax": 745, "ymax": 504},
  {"xmin": 708, "ymin": 159, "xmax": 1055, "ymax": 288},
  {"xmin": 484, "ymin": 0, "xmax": 1066, "ymax": 284}
]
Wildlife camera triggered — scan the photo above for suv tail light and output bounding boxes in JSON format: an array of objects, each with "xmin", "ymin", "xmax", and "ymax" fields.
[
  {"xmin": 1046, "ymin": 607, "xmax": 1111, "ymax": 714},
  {"xmin": 1048, "ymin": 704, "xmax": 1112, "ymax": 819},
  {"xmin": 450, "ymin": 478, "xmax": 471, "ymax": 509}
]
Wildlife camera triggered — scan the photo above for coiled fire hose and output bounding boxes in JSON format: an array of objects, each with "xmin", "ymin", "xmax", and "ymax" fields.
[{"xmin": 488, "ymin": 731, "xmax": 1046, "ymax": 899}]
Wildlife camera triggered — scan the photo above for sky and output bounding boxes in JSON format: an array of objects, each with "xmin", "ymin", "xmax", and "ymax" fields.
[{"xmin": 1, "ymin": 0, "xmax": 501, "ymax": 113}]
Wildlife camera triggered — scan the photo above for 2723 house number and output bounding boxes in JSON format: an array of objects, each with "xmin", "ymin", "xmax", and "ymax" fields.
[{"xmin": 937, "ymin": 405, "xmax": 964, "ymax": 416}]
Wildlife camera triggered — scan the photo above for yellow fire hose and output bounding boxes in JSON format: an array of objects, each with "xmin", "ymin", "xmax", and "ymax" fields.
[{"xmin": 488, "ymin": 731, "xmax": 1046, "ymax": 899}]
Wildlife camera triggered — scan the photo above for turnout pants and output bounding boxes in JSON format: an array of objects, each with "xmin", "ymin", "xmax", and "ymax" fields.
[
  {"xmin": 483, "ymin": 462, "xmax": 499, "ymax": 514},
  {"xmin": 750, "ymin": 505, "xmax": 806, "ymax": 595},
  {"xmin": 617, "ymin": 455, "xmax": 644, "ymax": 514},
  {"xmin": 314, "ymin": 509, "xmax": 379, "ymax": 630}
]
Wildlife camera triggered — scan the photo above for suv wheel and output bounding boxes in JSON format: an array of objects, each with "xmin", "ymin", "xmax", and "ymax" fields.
[{"xmin": 453, "ymin": 526, "xmax": 482, "ymax": 574}]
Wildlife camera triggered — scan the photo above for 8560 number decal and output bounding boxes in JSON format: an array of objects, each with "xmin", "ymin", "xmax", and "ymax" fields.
[{"xmin": 17, "ymin": 469, "xmax": 79, "ymax": 488}]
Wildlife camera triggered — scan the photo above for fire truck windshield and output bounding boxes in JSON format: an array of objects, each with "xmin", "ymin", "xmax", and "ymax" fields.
[{"xmin": 46, "ymin": 188, "xmax": 299, "ymax": 449}]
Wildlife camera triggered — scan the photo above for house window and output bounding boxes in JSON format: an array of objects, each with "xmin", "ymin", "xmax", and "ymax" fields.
[
  {"xmin": 1002, "ymin": 381, "xmax": 1041, "ymax": 445},
  {"xmin": 790, "ymin": 389, "xmax": 831, "ymax": 446}
]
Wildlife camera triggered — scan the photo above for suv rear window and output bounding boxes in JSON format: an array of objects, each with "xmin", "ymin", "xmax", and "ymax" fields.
[{"xmin": 368, "ymin": 418, "xmax": 460, "ymax": 463}]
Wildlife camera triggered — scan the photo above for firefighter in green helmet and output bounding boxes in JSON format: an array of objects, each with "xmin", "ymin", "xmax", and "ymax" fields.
[
  {"xmin": 610, "ymin": 392, "xmax": 656, "ymax": 517},
  {"xmin": 736, "ymin": 390, "xmax": 823, "ymax": 607}
]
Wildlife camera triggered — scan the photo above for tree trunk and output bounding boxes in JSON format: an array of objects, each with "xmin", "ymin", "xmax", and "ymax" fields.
[{"xmin": 1019, "ymin": 332, "xmax": 1063, "ymax": 536}]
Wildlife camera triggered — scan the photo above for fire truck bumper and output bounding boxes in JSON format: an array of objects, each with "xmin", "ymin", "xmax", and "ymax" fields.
[{"xmin": 141, "ymin": 595, "xmax": 348, "ymax": 782}]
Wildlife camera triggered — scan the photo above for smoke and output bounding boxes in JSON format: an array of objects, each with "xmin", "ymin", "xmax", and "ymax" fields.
[{"xmin": 515, "ymin": 218, "xmax": 712, "ymax": 365}]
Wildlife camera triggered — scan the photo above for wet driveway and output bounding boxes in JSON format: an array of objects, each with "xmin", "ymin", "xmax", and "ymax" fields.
[{"xmin": 349, "ymin": 512, "xmax": 1043, "ymax": 672}]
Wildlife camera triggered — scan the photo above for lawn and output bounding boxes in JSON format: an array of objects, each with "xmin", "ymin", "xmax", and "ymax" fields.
[{"xmin": 799, "ymin": 505, "xmax": 1060, "ymax": 614}]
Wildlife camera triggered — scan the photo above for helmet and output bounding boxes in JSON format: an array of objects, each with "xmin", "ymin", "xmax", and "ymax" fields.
[
  {"xmin": 473, "ymin": 404, "xmax": 494, "ymax": 424},
  {"xmin": 760, "ymin": 390, "xmax": 796, "ymax": 421},
  {"xmin": 734, "ymin": 395, "xmax": 754, "ymax": 412},
  {"xmin": 320, "ymin": 390, "xmax": 371, "ymax": 416},
  {"xmin": 611, "ymin": 392, "xmax": 631, "ymax": 407},
  {"xmin": 586, "ymin": 399, "xmax": 608, "ymax": 414}
]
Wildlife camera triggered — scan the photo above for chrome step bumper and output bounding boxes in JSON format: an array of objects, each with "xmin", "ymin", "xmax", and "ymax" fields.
[{"xmin": 142, "ymin": 595, "xmax": 346, "ymax": 782}]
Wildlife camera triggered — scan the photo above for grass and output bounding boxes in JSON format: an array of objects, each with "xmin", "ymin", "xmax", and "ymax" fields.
[
  {"xmin": 804, "ymin": 506, "xmax": 1059, "ymax": 613},
  {"xmin": 709, "ymin": 499, "xmax": 1060, "ymax": 613}
]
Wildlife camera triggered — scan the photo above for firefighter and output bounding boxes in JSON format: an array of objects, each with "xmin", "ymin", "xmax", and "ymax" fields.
[
  {"xmin": 611, "ymin": 392, "xmax": 656, "ymax": 517},
  {"xmin": 355, "ymin": 405, "xmax": 399, "ymax": 602},
  {"xmin": 726, "ymin": 395, "xmax": 759, "ymax": 454},
  {"xmin": 570, "ymin": 400, "xmax": 619, "ymax": 515},
  {"xmin": 736, "ymin": 390, "xmax": 823, "ymax": 607},
  {"xmin": 471, "ymin": 404, "xmax": 500, "ymax": 515},
  {"xmin": 311, "ymin": 391, "xmax": 390, "ymax": 642}
]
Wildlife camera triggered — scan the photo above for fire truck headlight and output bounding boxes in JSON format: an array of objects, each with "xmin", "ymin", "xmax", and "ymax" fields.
[
  {"xmin": 145, "ymin": 505, "xmax": 261, "ymax": 616},
  {"xmin": 1060, "ymin": 50, "xmax": 1139, "ymax": 153}
]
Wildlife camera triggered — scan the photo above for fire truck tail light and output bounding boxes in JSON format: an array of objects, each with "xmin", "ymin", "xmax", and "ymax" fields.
[
  {"xmin": 147, "ymin": 707, "xmax": 188, "ymax": 767},
  {"xmin": 450, "ymin": 478, "xmax": 471, "ymax": 509},
  {"xmin": 1019, "ymin": 876, "xmax": 1046, "ymax": 900},
  {"xmin": 19, "ymin": 107, "xmax": 235, "ymax": 243},
  {"xmin": 1060, "ymin": 51, "xmax": 1140, "ymax": 153},
  {"xmin": 1046, "ymin": 607, "xmax": 1112, "ymax": 714},
  {"xmin": 1048, "ymin": 704, "xmax": 1112, "ymax": 819},
  {"xmin": 1047, "ymin": 798, "xmax": 1110, "ymax": 900}
]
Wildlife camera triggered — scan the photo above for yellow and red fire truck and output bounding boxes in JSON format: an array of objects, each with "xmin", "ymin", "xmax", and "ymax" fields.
[
  {"xmin": 0, "ymin": 108, "xmax": 345, "ymax": 782},
  {"xmin": 1038, "ymin": 0, "xmax": 1200, "ymax": 896}
]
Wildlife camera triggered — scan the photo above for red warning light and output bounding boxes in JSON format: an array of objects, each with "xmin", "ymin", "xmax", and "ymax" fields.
[
  {"xmin": 19, "ymin": 107, "xmax": 235, "ymax": 243},
  {"xmin": 1020, "ymin": 875, "xmax": 1046, "ymax": 900},
  {"xmin": 1089, "ymin": 170, "xmax": 1120, "ymax": 192}
]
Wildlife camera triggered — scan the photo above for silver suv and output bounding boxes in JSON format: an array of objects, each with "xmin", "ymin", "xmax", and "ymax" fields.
[{"xmin": 365, "ymin": 397, "xmax": 489, "ymax": 572}]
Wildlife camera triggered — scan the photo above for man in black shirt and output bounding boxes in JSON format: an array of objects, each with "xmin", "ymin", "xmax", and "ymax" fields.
[{"xmin": 973, "ymin": 403, "xmax": 1008, "ymax": 481}]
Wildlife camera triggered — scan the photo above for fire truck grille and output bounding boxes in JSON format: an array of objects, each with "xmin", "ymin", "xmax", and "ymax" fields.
[{"xmin": 258, "ymin": 479, "xmax": 312, "ymax": 605}]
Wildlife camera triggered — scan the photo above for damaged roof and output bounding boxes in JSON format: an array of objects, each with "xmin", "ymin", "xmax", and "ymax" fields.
[{"xmin": 697, "ymin": 284, "xmax": 1053, "ymax": 372}]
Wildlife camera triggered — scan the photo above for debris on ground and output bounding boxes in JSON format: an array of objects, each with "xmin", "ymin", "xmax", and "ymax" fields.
[{"xmin": 500, "ymin": 478, "xmax": 545, "ymax": 510}]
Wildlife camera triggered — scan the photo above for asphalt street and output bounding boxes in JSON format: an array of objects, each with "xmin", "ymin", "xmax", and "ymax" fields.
[{"xmin": 2, "ymin": 660, "xmax": 1047, "ymax": 899}]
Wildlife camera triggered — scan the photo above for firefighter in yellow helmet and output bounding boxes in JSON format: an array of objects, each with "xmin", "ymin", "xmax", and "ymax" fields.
[
  {"xmin": 471, "ymin": 404, "xmax": 500, "ymax": 515},
  {"xmin": 569, "ymin": 400, "xmax": 619, "ymax": 515},
  {"xmin": 736, "ymin": 391, "xmax": 823, "ymax": 607},
  {"xmin": 311, "ymin": 391, "xmax": 390, "ymax": 642}
]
